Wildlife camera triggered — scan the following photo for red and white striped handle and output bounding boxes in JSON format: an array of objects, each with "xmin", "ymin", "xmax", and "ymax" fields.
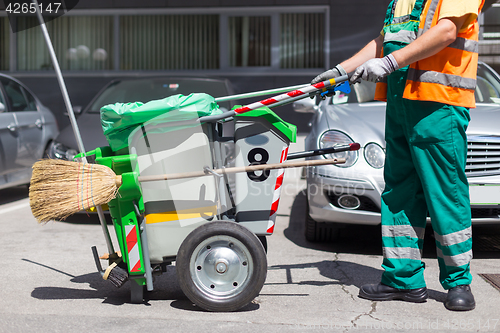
[{"xmin": 233, "ymin": 75, "xmax": 349, "ymax": 115}]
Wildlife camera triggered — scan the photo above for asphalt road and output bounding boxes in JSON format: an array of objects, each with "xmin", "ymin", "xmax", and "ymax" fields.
[{"xmin": 1, "ymin": 138, "xmax": 500, "ymax": 333}]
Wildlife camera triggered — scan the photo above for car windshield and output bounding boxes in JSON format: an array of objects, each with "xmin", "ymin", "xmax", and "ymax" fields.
[
  {"xmin": 330, "ymin": 80, "xmax": 377, "ymax": 105},
  {"xmin": 476, "ymin": 63, "xmax": 500, "ymax": 103},
  {"xmin": 329, "ymin": 63, "xmax": 500, "ymax": 105},
  {"xmin": 87, "ymin": 78, "xmax": 232, "ymax": 113}
]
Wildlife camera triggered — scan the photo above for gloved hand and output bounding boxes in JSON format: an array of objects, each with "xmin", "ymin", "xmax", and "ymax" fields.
[
  {"xmin": 311, "ymin": 64, "xmax": 347, "ymax": 85},
  {"xmin": 350, "ymin": 54, "xmax": 399, "ymax": 83}
]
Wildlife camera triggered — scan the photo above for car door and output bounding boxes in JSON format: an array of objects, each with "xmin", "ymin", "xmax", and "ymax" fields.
[
  {"xmin": 0, "ymin": 78, "xmax": 44, "ymax": 168},
  {"xmin": 0, "ymin": 83, "xmax": 21, "ymax": 176}
]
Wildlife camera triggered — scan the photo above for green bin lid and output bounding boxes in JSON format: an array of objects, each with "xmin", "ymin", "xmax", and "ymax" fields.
[{"xmin": 233, "ymin": 106, "xmax": 297, "ymax": 143}]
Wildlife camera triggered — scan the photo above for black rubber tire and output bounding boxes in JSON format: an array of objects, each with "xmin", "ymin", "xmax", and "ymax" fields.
[
  {"xmin": 257, "ymin": 235, "xmax": 268, "ymax": 254},
  {"xmin": 176, "ymin": 221, "xmax": 267, "ymax": 312},
  {"xmin": 305, "ymin": 197, "xmax": 339, "ymax": 242}
]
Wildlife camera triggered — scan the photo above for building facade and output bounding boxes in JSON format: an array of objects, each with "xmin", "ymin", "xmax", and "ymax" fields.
[{"xmin": 0, "ymin": 1, "xmax": 498, "ymax": 131}]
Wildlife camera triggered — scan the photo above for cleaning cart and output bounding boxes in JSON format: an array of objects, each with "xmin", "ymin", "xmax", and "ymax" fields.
[
  {"xmin": 84, "ymin": 80, "xmax": 356, "ymax": 311},
  {"xmin": 28, "ymin": 0, "xmax": 356, "ymax": 312}
]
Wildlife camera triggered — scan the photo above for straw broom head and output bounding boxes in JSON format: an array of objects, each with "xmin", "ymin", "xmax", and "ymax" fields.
[{"xmin": 29, "ymin": 159, "xmax": 120, "ymax": 223}]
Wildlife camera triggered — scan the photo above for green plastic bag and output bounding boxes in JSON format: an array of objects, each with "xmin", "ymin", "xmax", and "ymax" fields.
[{"xmin": 101, "ymin": 93, "xmax": 222, "ymax": 151}]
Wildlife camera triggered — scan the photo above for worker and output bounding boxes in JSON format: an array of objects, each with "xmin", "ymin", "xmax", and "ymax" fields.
[{"xmin": 312, "ymin": 0, "xmax": 484, "ymax": 311}]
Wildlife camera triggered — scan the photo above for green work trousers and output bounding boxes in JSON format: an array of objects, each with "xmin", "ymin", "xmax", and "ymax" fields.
[{"xmin": 380, "ymin": 68, "xmax": 473, "ymax": 290}]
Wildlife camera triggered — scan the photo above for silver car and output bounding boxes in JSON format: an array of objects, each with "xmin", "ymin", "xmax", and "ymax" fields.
[
  {"xmin": 0, "ymin": 74, "xmax": 59, "ymax": 190},
  {"xmin": 49, "ymin": 76, "xmax": 235, "ymax": 160},
  {"xmin": 294, "ymin": 62, "xmax": 500, "ymax": 242}
]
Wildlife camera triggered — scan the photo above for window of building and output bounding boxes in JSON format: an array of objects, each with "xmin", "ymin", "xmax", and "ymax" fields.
[
  {"xmin": 120, "ymin": 14, "xmax": 219, "ymax": 70},
  {"xmin": 6, "ymin": 6, "xmax": 328, "ymax": 73},
  {"xmin": 228, "ymin": 16, "xmax": 271, "ymax": 67},
  {"xmin": 280, "ymin": 13, "xmax": 325, "ymax": 69},
  {"xmin": 0, "ymin": 17, "xmax": 9, "ymax": 71},
  {"xmin": 16, "ymin": 15, "xmax": 113, "ymax": 71}
]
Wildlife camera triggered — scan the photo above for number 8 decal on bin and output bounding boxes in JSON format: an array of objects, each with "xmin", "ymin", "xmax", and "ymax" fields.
[{"xmin": 247, "ymin": 148, "xmax": 270, "ymax": 182}]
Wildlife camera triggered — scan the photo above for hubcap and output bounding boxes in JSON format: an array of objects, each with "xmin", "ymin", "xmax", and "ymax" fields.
[{"xmin": 190, "ymin": 236, "xmax": 253, "ymax": 299}]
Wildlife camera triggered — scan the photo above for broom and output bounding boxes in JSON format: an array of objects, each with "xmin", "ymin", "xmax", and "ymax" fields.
[{"xmin": 29, "ymin": 157, "xmax": 345, "ymax": 223}]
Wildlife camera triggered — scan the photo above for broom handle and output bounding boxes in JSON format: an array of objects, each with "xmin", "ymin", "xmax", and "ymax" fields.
[
  {"xmin": 32, "ymin": 1, "xmax": 86, "ymax": 156},
  {"xmin": 133, "ymin": 158, "xmax": 345, "ymax": 183},
  {"xmin": 33, "ymin": 1, "xmax": 115, "ymax": 254}
]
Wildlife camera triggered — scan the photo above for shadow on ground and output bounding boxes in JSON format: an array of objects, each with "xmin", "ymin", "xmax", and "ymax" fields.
[
  {"xmin": 284, "ymin": 190, "xmax": 500, "ymax": 260},
  {"xmin": 26, "ymin": 258, "xmax": 259, "ymax": 311},
  {"xmin": 0, "ymin": 185, "xmax": 29, "ymax": 205}
]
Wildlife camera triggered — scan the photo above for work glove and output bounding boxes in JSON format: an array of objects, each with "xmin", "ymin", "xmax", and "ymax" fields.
[
  {"xmin": 350, "ymin": 54, "xmax": 399, "ymax": 83},
  {"xmin": 311, "ymin": 64, "xmax": 347, "ymax": 85}
]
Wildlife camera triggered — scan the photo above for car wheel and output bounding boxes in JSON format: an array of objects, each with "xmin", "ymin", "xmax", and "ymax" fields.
[
  {"xmin": 176, "ymin": 221, "xmax": 267, "ymax": 312},
  {"xmin": 305, "ymin": 197, "xmax": 339, "ymax": 242}
]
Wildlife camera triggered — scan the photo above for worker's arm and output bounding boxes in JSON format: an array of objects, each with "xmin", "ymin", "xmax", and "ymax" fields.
[
  {"xmin": 311, "ymin": 35, "xmax": 383, "ymax": 84},
  {"xmin": 351, "ymin": 14, "xmax": 470, "ymax": 83},
  {"xmin": 340, "ymin": 34, "xmax": 384, "ymax": 73},
  {"xmin": 391, "ymin": 15, "xmax": 469, "ymax": 68}
]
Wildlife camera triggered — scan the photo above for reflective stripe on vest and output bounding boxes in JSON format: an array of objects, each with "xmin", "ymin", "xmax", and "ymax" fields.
[
  {"xmin": 407, "ymin": 69, "xmax": 477, "ymax": 90},
  {"xmin": 384, "ymin": 30, "xmax": 418, "ymax": 44},
  {"xmin": 403, "ymin": 0, "xmax": 485, "ymax": 108},
  {"xmin": 418, "ymin": 0, "xmax": 440, "ymax": 37}
]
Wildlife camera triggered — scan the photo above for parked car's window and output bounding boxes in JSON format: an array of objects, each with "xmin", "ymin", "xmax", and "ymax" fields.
[
  {"xmin": 23, "ymin": 88, "xmax": 37, "ymax": 111},
  {"xmin": 330, "ymin": 80, "xmax": 376, "ymax": 105},
  {"xmin": 476, "ymin": 65, "xmax": 500, "ymax": 103},
  {"xmin": 2, "ymin": 79, "xmax": 30, "ymax": 111},
  {"xmin": 88, "ymin": 78, "xmax": 232, "ymax": 113},
  {"xmin": 0, "ymin": 87, "xmax": 6, "ymax": 110}
]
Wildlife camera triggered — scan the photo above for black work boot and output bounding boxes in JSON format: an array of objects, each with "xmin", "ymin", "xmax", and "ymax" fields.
[
  {"xmin": 444, "ymin": 285, "xmax": 475, "ymax": 311},
  {"xmin": 359, "ymin": 283, "xmax": 428, "ymax": 303}
]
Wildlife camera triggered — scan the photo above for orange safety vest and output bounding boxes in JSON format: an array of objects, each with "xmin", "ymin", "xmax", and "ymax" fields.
[{"xmin": 375, "ymin": 0, "xmax": 485, "ymax": 108}]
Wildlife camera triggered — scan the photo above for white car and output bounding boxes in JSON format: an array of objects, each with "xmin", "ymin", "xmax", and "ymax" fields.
[
  {"xmin": 294, "ymin": 62, "xmax": 500, "ymax": 242},
  {"xmin": 0, "ymin": 74, "xmax": 59, "ymax": 190}
]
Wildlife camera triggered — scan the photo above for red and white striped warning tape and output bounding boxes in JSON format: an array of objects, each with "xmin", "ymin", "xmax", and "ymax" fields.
[
  {"xmin": 125, "ymin": 225, "xmax": 142, "ymax": 273},
  {"xmin": 267, "ymin": 146, "xmax": 289, "ymax": 233}
]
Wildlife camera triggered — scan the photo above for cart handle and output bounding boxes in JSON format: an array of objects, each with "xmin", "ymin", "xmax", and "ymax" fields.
[
  {"xmin": 214, "ymin": 84, "xmax": 309, "ymax": 102},
  {"xmin": 199, "ymin": 75, "xmax": 349, "ymax": 123}
]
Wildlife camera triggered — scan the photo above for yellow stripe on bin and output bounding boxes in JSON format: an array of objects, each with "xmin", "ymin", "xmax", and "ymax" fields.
[{"xmin": 145, "ymin": 205, "xmax": 217, "ymax": 224}]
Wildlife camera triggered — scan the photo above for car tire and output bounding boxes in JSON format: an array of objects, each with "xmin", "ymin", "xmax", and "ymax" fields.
[
  {"xmin": 305, "ymin": 197, "xmax": 339, "ymax": 242},
  {"xmin": 176, "ymin": 221, "xmax": 267, "ymax": 312}
]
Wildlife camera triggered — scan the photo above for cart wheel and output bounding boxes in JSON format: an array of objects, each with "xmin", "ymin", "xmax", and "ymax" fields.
[
  {"xmin": 176, "ymin": 221, "xmax": 267, "ymax": 312},
  {"xmin": 130, "ymin": 279, "xmax": 144, "ymax": 304}
]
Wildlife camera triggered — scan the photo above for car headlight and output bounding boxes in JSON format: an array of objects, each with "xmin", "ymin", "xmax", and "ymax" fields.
[
  {"xmin": 364, "ymin": 142, "xmax": 385, "ymax": 168},
  {"xmin": 319, "ymin": 130, "xmax": 358, "ymax": 167},
  {"xmin": 48, "ymin": 142, "xmax": 78, "ymax": 161}
]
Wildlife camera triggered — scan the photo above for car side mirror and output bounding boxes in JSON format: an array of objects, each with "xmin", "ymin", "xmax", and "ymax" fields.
[
  {"xmin": 0, "ymin": 102, "xmax": 5, "ymax": 113},
  {"xmin": 64, "ymin": 105, "xmax": 83, "ymax": 116},
  {"xmin": 292, "ymin": 97, "xmax": 318, "ymax": 113},
  {"xmin": 73, "ymin": 105, "xmax": 82, "ymax": 114}
]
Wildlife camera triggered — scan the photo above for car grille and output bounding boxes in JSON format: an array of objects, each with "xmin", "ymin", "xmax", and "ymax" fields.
[{"xmin": 466, "ymin": 136, "xmax": 500, "ymax": 177}]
